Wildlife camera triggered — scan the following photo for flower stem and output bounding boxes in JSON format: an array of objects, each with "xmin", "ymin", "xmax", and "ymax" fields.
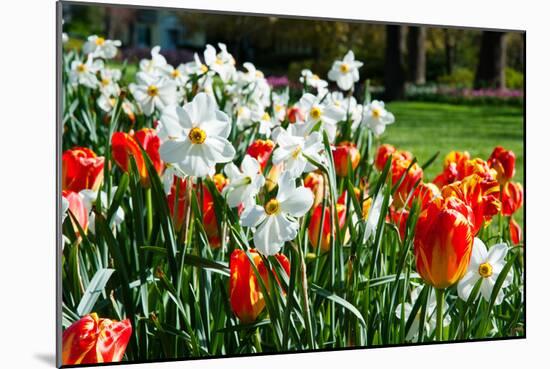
[
  {"xmin": 435, "ymin": 288, "xmax": 445, "ymax": 341},
  {"xmin": 146, "ymin": 187, "xmax": 153, "ymax": 241}
]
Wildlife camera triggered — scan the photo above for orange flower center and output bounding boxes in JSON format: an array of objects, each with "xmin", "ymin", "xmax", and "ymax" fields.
[
  {"xmin": 372, "ymin": 108, "xmax": 381, "ymax": 118},
  {"xmin": 339, "ymin": 63, "xmax": 350, "ymax": 73},
  {"xmin": 188, "ymin": 127, "xmax": 206, "ymax": 144},
  {"xmin": 171, "ymin": 69, "xmax": 181, "ymax": 78},
  {"xmin": 95, "ymin": 37, "xmax": 105, "ymax": 46},
  {"xmin": 478, "ymin": 262, "xmax": 493, "ymax": 278},
  {"xmin": 264, "ymin": 199, "xmax": 280, "ymax": 215},
  {"xmin": 76, "ymin": 64, "xmax": 86, "ymax": 73}
]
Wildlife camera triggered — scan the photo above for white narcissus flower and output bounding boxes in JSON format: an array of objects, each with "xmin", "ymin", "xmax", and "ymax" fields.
[
  {"xmin": 204, "ymin": 43, "xmax": 236, "ymax": 83},
  {"xmin": 272, "ymin": 124, "xmax": 324, "ymax": 178},
  {"xmin": 327, "ymin": 50, "xmax": 363, "ymax": 91},
  {"xmin": 395, "ymin": 286, "xmax": 451, "ymax": 342},
  {"xmin": 300, "ymin": 69, "xmax": 328, "ymax": 94},
  {"xmin": 139, "ymin": 46, "xmax": 169, "ymax": 77},
  {"xmin": 158, "ymin": 92, "xmax": 236, "ymax": 178},
  {"xmin": 98, "ymin": 67, "xmax": 122, "ymax": 97},
  {"xmin": 223, "ymin": 155, "xmax": 265, "ymax": 208},
  {"xmin": 129, "ymin": 71, "xmax": 177, "ymax": 116},
  {"xmin": 82, "ymin": 35, "xmax": 121, "ymax": 59},
  {"xmin": 241, "ymin": 171, "xmax": 313, "ymax": 255},
  {"xmin": 298, "ymin": 93, "xmax": 346, "ymax": 142},
  {"xmin": 258, "ymin": 111, "xmax": 278, "ymax": 138},
  {"xmin": 362, "ymin": 100, "xmax": 395, "ymax": 136},
  {"xmin": 458, "ymin": 238, "xmax": 513, "ymax": 305},
  {"xmin": 69, "ymin": 54, "xmax": 103, "ymax": 89},
  {"xmin": 272, "ymin": 90, "xmax": 289, "ymax": 122},
  {"xmin": 163, "ymin": 63, "xmax": 189, "ymax": 87},
  {"xmin": 79, "ymin": 188, "xmax": 124, "ymax": 233}
]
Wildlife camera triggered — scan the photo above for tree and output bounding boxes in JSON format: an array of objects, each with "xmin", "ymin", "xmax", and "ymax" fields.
[
  {"xmin": 384, "ymin": 25, "xmax": 406, "ymax": 100},
  {"xmin": 443, "ymin": 29, "xmax": 456, "ymax": 75},
  {"xmin": 407, "ymin": 26, "xmax": 426, "ymax": 84},
  {"xmin": 474, "ymin": 31, "xmax": 507, "ymax": 89}
]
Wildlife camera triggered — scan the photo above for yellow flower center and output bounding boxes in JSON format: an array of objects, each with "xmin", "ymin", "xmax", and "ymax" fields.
[
  {"xmin": 101, "ymin": 78, "xmax": 110, "ymax": 86},
  {"xmin": 188, "ymin": 127, "xmax": 207, "ymax": 144},
  {"xmin": 95, "ymin": 37, "xmax": 105, "ymax": 46},
  {"xmin": 372, "ymin": 108, "xmax": 381, "ymax": 118},
  {"xmin": 262, "ymin": 112, "xmax": 270, "ymax": 121},
  {"xmin": 362, "ymin": 197, "xmax": 373, "ymax": 220},
  {"xmin": 215, "ymin": 56, "xmax": 224, "ymax": 65},
  {"xmin": 291, "ymin": 146, "xmax": 302, "ymax": 159},
  {"xmin": 76, "ymin": 64, "xmax": 86, "ymax": 73},
  {"xmin": 310, "ymin": 106, "xmax": 322, "ymax": 120},
  {"xmin": 200, "ymin": 64, "xmax": 208, "ymax": 73},
  {"xmin": 275, "ymin": 104, "xmax": 283, "ymax": 112},
  {"xmin": 147, "ymin": 85, "xmax": 159, "ymax": 97},
  {"xmin": 478, "ymin": 262, "xmax": 493, "ymax": 278},
  {"xmin": 171, "ymin": 69, "xmax": 181, "ymax": 78},
  {"xmin": 339, "ymin": 63, "xmax": 350, "ymax": 73},
  {"xmin": 264, "ymin": 199, "xmax": 280, "ymax": 215},
  {"xmin": 311, "ymin": 74, "xmax": 320, "ymax": 81},
  {"xmin": 256, "ymin": 70, "xmax": 264, "ymax": 78}
]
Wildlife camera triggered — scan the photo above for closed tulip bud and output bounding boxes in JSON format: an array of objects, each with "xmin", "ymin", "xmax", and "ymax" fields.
[
  {"xmin": 509, "ymin": 218, "xmax": 522, "ymax": 245},
  {"xmin": 333, "ymin": 141, "xmax": 360, "ymax": 177},
  {"xmin": 441, "ymin": 174, "xmax": 501, "ymax": 235},
  {"xmin": 167, "ymin": 177, "xmax": 188, "ymax": 232},
  {"xmin": 374, "ymin": 144, "xmax": 412, "ymax": 172},
  {"xmin": 62, "ymin": 147, "xmax": 104, "ymax": 192},
  {"xmin": 229, "ymin": 249, "xmax": 290, "ymax": 323},
  {"xmin": 265, "ymin": 163, "xmax": 283, "ymax": 192},
  {"xmin": 286, "ymin": 105, "xmax": 304, "ymax": 123},
  {"xmin": 203, "ymin": 181, "xmax": 224, "ymax": 249},
  {"xmin": 501, "ymin": 181, "xmax": 523, "ymax": 216},
  {"xmin": 414, "ymin": 196, "xmax": 475, "ymax": 289},
  {"xmin": 308, "ymin": 203, "xmax": 346, "ymax": 252},
  {"xmin": 390, "ymin": 207, "xmax": 409, "ymax": 241},
  {"xmin": 304, "ymin": 171, "xmax": 325, "ymax": 207},
  {"xmin": 111, "ymin": 128, "xmax": 162, "ymax": 187},
  {"xmin": 392, "ymin": 159, "xmax": 423, "ymax": 210},
  {"xmin": 488, "ymin": 146, "xmax": 516, "ymax": 184},
  {"xmin": 62, "ymin": 190, "xmax": 88, "ymax": 235},
  {"xmin": 246, "ymin": 139, "xmax": 274, "ymax": 171},
  {"xmin": 62, "ymin": 313, "xmax": 132, "ymax": 365}
]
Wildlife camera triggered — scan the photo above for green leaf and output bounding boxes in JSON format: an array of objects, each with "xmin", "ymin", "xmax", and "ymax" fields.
[
  {"xmin": 310, "ymin": 283, "xmax": 366, "ymax": 327},
  {"xmin": 77, "ymin": 268, "xmax": 115, "ymax": 316}
]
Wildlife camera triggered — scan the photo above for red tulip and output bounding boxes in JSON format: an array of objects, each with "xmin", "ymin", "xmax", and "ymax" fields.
[
  {"xmin": 62, "ymin": 147, "xmax": 104, "ymax": 192},
  {"xmin": 391, "ymin": 159, "xmax": 423, "ymax": 209},
  {"xmin": 111, "ymin": 128, "xmax": 162, "ymax": 186},
  {"xmin": 414, "ymin": 196, "xmax": 474, "ymax": 289},
  {"xmin": 501, "ymin": 181, "xmax": 523, "ymax": 216},
  {"xmin": 62, "ymin": 190, "xmax": 88, "ymax": 234},
  {"xmin": 374, "ymin": 144, "xmax": 412, "ymax": 172},
  {"xmin": 441, "ymin": 174, "xmax": 501, "ymax": 235},
  {"xmin": 167, "ymin": 176, "xmax": 188, "ymax": 232},
  {"xmin": 390, "ymin": 207, "xmax": 409, "ymax": 241},
  {"xmin": 432, "ymin": 151, "xmax": 470, "ymax": 188},
  {"xmin": 62, "ymin": 313, "xmax": 132, "ymax": 365},
  {"xmin": 287, "ymin": 106, "xmax": 304, "ymax": 123},
  {"xmin": 409, "ymin": 182, "xmax": 440, "ymax": 210},
  {"xmin": 462, "ymin": 158, "xmax": 497, "ymax": 182},
  {"xmin": 509, "ymin": 218, "xmax": 522, "ymax": 245},
  {"xmin": 333, "ymin": 141, "xmax": 360, "ymax": 177},
  {"xmin": 488, "ymin": 146, "xmax": 516, "ymax": 184},
  {"xmin": 246, "ymin": 139, "xmax": 274, "ymax": 171},
  {"xmin": 229, "ymin": 249, "xmax": 290, "ymax": 323},
  {"xmin": 308, "ymin": 202, "xmax": 346, "ymax": 252}
]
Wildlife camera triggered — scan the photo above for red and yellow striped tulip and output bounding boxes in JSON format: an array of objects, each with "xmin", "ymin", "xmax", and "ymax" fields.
[
  {"xmin": 433, "ymin": 151, "xmax": 470, "ymax": 188},
  {"xmin": 409, "ymin": 182, "xmax": 440, "ymax": 210},
  {"xmin": 304, "ymin": 171, "xmax": 325, "ymax": 208},
  {"xmin": 501, "ymin": 181, "xmax": 523, "ymax": 216},
  {"xmin": 333, "ymin": 141, "xmax": 360, "ymax": 177},
  {"xmin": 62, "ymin": 147, "xmax": 104, "ymax": 192},
  {"xmin": 62, "ymin": 313, "xmax": 132, "ymax": 365},
  {"xmin": 374, "ymin": 144, "xmax": 412, "ymax": 172},
  {"xmin": 308, "ymin": 202, "xmax": 346, "ymax": 252},
  {"xmin": 414, "ymin": 196, "xmax": 474, "ymax": 289},
  {"xmin": 391, "ymin": 159, "xmax": 423, "ymax": 209},
  {"xmin": 62, "ymin": 190, "xmax": 88, "ymax": 234},
  {"xmin": 229, "ymin": 249, "xmax": 290, "ymax": 323},
  {"xmin": 111, "ymin": 128, "xmax": 162, "ymax": 186},
  {"xmin": 441, "ymin": 174, "xmax": 501, "ymax": 235},
  {"xmin": 488, "ymin": 146, "xmax": 516, "ymax": 184}
]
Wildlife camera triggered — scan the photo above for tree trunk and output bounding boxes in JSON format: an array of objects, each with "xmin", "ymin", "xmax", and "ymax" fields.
[
  {"xmin": 474, "ymin": 31, "xmax": 507, "ymax": 89},
  {"xmin": 407, "ymin": 26, "xmax": 426, "ymax": 84},
  {"xmin": 384, "ymin": 25, "xmax": 406, "ymax": 100},
  {"xmin": 444, "ymin": 29, "xmax": 456, "ymax": 75}
]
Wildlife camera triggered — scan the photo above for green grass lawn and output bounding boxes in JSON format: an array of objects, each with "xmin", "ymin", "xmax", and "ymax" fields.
[{"xmin": 382, "ymin": 101, "xmax": 524, "ymax": 225}]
